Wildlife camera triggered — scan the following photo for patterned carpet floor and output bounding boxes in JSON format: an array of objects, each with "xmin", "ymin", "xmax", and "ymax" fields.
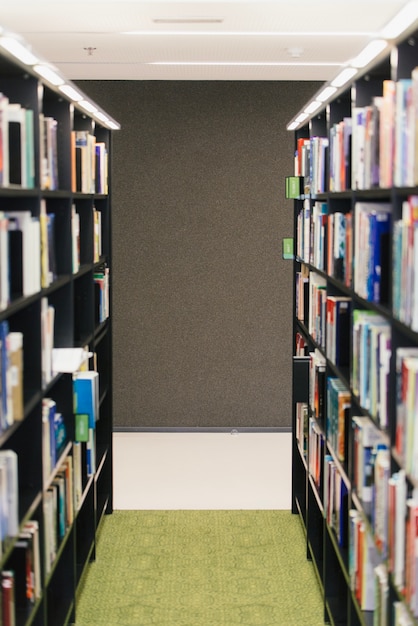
[{"xmin": 75, "ymin": 510, "xmax": 325, "ymax": 626}]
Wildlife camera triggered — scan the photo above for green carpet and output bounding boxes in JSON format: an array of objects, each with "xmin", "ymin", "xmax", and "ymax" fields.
[{"xmin": 75, "ymin": 510, "xmax": 324, "ymax": 626}]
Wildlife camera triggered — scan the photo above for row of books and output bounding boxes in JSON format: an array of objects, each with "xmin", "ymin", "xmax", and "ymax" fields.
[
  {"xmin": 329, "ymin": 117, "xmax": 351, "ymax": 192},
  {"xmin": 294, "ymin": 67, "xmax": 418, "ymax": 192},
  {"xmin": 395, "ymin": 346, "xmax": 418, "ymax": 479},
  {"xmin": 393, "ymin": 196, "xmax": 418, "ymax": 331},
  {"xmin": 2, "ymin": 519, "xmax": 41, "ymax": 625},
  {"xmin": 325, "ymin": 296, "xmax": 351, "ymax": 368},
  {"xmin": 296, "ymin": 201, "xmax": 353, "ymax": 289},
  {"xmin": 0, "ymin": 322, "xmax": 23, "ymax": 434},
  {"xmin": 44, "ymin": 454, "xmax": 75, "ymax": 576},
  {"xmin": 373, "ymin": 565, "xmax": 416, "ymax": 625},
  {"xmin": 353, "ymin": 202, "xmax": 391, "ymax": 304},
  {"xmin": 0, "ymin": 451, "xmax": 18, "ymax": 561},
  {"xmin": 73, "ymin": 130, "xmax": 108, "ymax": 195},
  {"xmin": 326, "ymin": 377, "xmax": 350, "ymax": 463},
  {"xmin": 351, "ymin": 310, "xmax": 391, "ymax": 428},
  {"xmin": 307, "ymin": 272, "xmax": 326, "ymax": 349},
  {"xmin": 295, "ymin": 332, "xmax": 308, "ymax": 458},
  {"xmin": 0, "ymin": 94, "xmax": 35, "ymax": 189},
  {"xmin": 0, "ymin": 201, "xmax": 99, "ymax": 310},
  {"xmin": 324, "ymin": 455, "xmax": 348, "ymax": 548},
  {"xmin": 294, "ymin": 136, "xmax": 329, "ymax": 195},
  {"xmin": 295, "ymin": 198, "xmax": 311, "ymax": 263},
  {"xmin": 308, "ymin": 416, "xmax": 324, "ymax": 492},
  {"xmin": 0, "ymin": 210, "xmax": 41, "ymax": 304},
  {"xmin": 94, "ymin": 266, "xmax": 110, "ymax": 324},
  {"xmin": 0, "ymin": 89, "xmax": 109, "ymax": 194},
  {"xmin": 298, "ymin": 199, "xmax": 391, "ymax": 305},
  {"xmin": 42, "ymin": 397, "xmax": 67, "ymax": 486},
  {"xmin": 0, "ymin": 436, "xmax": 95, "ymax": 626},
  {"xmin": 351, "ymin": 72, "xmax": 418, "ymax": 190},
  {"xmin": 73, "ymin": 369, "xmax": 99, "ymax": 477},
  {"xmin": 295, "ymin": 266, "xmax": 309, "ymax": 325},
  {"xmin": 308, "ymin": 349, "xmax": 326, "ymax": 423},
  {"xmin": 349, "ymin": 508, "xmax": 383, "ymax": 612}
]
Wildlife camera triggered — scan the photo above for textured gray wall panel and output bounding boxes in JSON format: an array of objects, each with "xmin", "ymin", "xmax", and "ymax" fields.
[{"xmin": 76, "ymin": 80, "xmax": 319, "ymax": 429}]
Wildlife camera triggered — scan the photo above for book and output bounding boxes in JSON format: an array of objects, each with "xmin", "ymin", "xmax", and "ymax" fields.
[
  {"xmin": 73, "ymin": 370, "xmax": 99, "ymax": 428},
  {"xmin": 0, "ymin": 450, "xmax": 18, "ymax": 543},
  {"xmin": 8, "ymin": 332, "xmax": 23, "ymax": 423},
  {"xmin": 22, "ymin": 520, "xmax": 41, "ymax": 601},
  {"xmin": 352, "ymin": 416, "xmax": 385, "ymax": 516},
  {"xmin": 326, "ymin": 296, "xmax": 351, "ymax": 367},
  {"xmin": 1, "ymin": 571, "xmax": 15, "ymax": 626},
  {"xmin": 72, "ymin": 441, "xmax": 83, "ymax": 509},
  {"xmin": 7, "ymin": 536, "xmax": 32, "ymax": 608},
  {"xmin": 41, "ymin": 298, "xmax": 55, "ymax": 388},
  {"xmin": 0, "ymin": 212, "xmax": 10, "ymax": 308},
  {"xmin": 353, "ymin": 202, "xmax": 391, "ymax": 304},
  {"xmin": 0, "ymin": 93, "xmax": 10, "ymax": 187},
  {"xmin": 7, "ymin": 103, "xmax": 26, "ymax": 187},
  {"xmin": 7, "ymin": 211, "xmax": 41, "ymax": 298}
]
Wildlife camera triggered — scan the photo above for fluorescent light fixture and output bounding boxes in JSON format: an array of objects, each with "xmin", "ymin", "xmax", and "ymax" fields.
[
  {"xmin": 0, "ymin": 36, "xmax": 39, "ymax": 65},
  {"xmin": 151, "ymin": 61, "xmax": 340, "ymax": 67},
  {"xmin": 107, "ymin": 120, "xmax": 120, "ymax": 130},
  {"xmin": 351, "ymin": 39, "xmax": 388, "ymax": 68},
  {"xmin": 33, "ymin": 64, "xmax": 64, "ymax": 86},
  {"xmin": 304, "ymin": 100, "xmax": 322, "ymax": 115},
  {"xmin": 78, "ymin": 100, "xmax": 98, "ymax": 113},
  {"xmin": 153, "ymin": 18, "xmax": 224, "ymax": 24},
  {"xmin": 316, "ymin": 85, "xmax": 337, "ymax": 102},
  {"xmin": 95, "ymin": 111, "xmax": 109, "ymax": 123},
  {"xmin": 380, "ymin": 1, "xmax": 418, "ymax": 38},
  {"xmin": 59, "ymin": 84, "xmax": 84, "ymax": 101},
  {"xmin": 287, "ymin": 121, "xmax": 299, "ymax": 131},
  {"xmin": 295, "ymin": 112, "xmax": 308, "ymax": 124},
  {"xmin": 123, "ymin": 30, "xmax": 373, "ymax": 37},
  {"xmin": 331, "ymin": 67, "xmax": 358, "ymax": 87}
]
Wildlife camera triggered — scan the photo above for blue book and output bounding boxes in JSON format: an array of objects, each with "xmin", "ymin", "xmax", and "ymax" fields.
[
  {"xmin": 0, "ymin": 320, "xmax": 10, "ymax": 430},
  {"xmin": 74, "ymin": 371, "xmax": 99, "ymax": 428},
  {"xmin": 367, "ymin": 209, "xmax": 391, "ymax": 304}
]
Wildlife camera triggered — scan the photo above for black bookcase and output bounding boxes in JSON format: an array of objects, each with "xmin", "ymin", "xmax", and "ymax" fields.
[
  {"xmin": 0, "ymin": 33, "xmax": 118, "ymax": 626},
  {"xmin": 290, "ymin": 25, "xmax": 418, "ymax": 626}
]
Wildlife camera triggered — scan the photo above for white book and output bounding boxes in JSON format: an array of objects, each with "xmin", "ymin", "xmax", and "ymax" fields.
[
  {"xmin": 41, "ymin": 298, "xmax": 55, "ymax": 389},
  {"xmin": 0, "ymin": 450, "xmax": 18, "ymax": 539},
  {"xmin": 0, "ymin": 93, "xmax": 9, "ymax": 187},
  {"xmin": 0, "ymin": 212, "xmax": 9, "ymax": 309},
  {"xmin": 7, "ymin": 102, "xmax": 27, "ymax": 187},
  {"xmin": 7, "ymin": 210, "xmax": 41, "ymax": 296}
]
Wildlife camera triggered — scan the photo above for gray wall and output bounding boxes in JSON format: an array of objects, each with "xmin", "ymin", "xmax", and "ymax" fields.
[{"xmin": 77, "ymin": 80, "xmax": 319, "ymax": 429}]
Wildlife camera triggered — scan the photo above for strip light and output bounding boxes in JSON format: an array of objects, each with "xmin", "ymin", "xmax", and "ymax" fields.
[
  {"xmin": 304, "ymin": 101, "xmax": 322, "ymax": 114},
  {"xmin": 151, "ymin": 61, "xmax": 341, "ymax": 67},
  {"xmin": 0, "ymin": 36, "xmax": 39, "ymax": 65},
  {"xmin": 316, "ymin": 86, "xmax": 337, "ymax": 102},
  {"xmin": 123, "ymin": 30, "xmax": 374, "ymax": 37},
  {"xmin": 351, "ymin": 39, "xmax": 388, "ymax": 68},
  {"xmin": 33, "ymin": 64, "xmax": 65, "ymax": 86},
  {"xmin": 331, "ymin": 67, "xmax": 358, "ymax": 88},
  {"xmin": 59, "ymin": 84, "xmax": 84, "ymax": 101},
  {"xmin": 79, "ymin": 100, "xmax": 98, "ymax": 114}
]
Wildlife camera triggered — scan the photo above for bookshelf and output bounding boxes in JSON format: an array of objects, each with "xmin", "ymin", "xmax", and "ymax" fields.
[
  {"xmin": 0, "ymin": 31, "xmax": 118, "ymax": 626},
  {"xmin": 289, "ymin": 24, "xmax": 418, "ymax": 626}
]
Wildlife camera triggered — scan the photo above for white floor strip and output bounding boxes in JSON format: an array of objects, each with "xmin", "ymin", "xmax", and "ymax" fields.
[{"xmin": 113, "ymin": 431, "xmax": 292, "ymax": 510}]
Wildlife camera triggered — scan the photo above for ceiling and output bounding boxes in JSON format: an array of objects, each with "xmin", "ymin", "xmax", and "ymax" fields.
[{"xmin": 0, "ymin": 0, "xmax": 413, "ymax": 82}]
